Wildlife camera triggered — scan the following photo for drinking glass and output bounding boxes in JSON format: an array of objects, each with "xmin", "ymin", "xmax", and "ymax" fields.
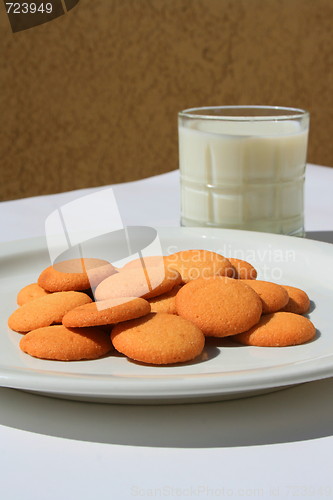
[{"xmin": 178, "ymin": 106, "xmax": 310, "ymax": 236}]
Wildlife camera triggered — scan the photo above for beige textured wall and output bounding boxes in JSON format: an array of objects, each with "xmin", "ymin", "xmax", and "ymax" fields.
[{"xmin": 1, "ymin": 0, "xmax": 333, "ymax": 200}]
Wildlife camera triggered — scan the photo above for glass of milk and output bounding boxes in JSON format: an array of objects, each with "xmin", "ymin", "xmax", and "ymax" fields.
[{"xmin": 178, "ymin": 106, "xmax": 309, "ymax": 236}]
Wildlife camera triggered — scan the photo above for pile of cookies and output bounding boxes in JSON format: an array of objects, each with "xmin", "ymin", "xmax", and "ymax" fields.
[{"xmin": 7, "ymin": 249, "xmax": 316, "ymax": 365}]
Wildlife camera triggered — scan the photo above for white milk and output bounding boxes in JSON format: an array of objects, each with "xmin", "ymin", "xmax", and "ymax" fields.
[{"xmin": 179, "ymin": 119, "xmax": 308, "ymax": 235}]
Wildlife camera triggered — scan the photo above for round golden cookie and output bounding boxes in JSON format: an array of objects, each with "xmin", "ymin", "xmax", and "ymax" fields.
[
  {"xmin": 95, "ymin": 266, "xmax": 181, "ymax": 301},
  {"xmin": 280, "ymin": 285, "xmax": 310, "ymax": 315},
  {"xmin": 164, "ymin": 249, "xmax": 234, "ymax": 284},
  {"xmin": 148, "ymin": 285, "xmax": 182, "ymax": 314},
  {"xmin": 17, "ymin": 283, "xmax": 50, "ymax": 306},
  {"xmin": 228, "ymin": 258, "xmax": 257, "ymax": 280},
  {"xmin": 62, "ymin": 297, "xmax": 151, "ymax": 327},
  {"xmin": 175, "ymin": 276, "xmax": 262, "ymax": 337},
  {"xmin": 38, "ymin": 258, "xmax": 117, "ymax": 292},
  {"xmin": 111, "ymin": 312, "xmax": 205, "ymax": 365},
  {"xmin": 8, "ymin": 291, "xmax": 92, "ymax": 333},
  {"xmin": 122, "ymin": 256, "xmax": 166, "ymax": 271},
  {"xmin": 232, "ymin": 312, "xmax": 316, "ymax": 347},
  {"xmin": 240, "ymin": 280, "xmax": 289, "ymax": 314},
  {"xmin": 20, "ymin": 325, "xmax": 112, "ymax": 360}
]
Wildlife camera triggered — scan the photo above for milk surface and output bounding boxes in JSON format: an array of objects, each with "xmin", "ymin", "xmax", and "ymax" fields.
[{"xmin": 179, "ymin": 119, "xmax": 308, "ymax": 235}]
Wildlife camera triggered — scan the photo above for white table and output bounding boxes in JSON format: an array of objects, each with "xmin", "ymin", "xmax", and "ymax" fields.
[{"xmin": 1, "ymin": 165, "xmax": 333, "ymax": 500}]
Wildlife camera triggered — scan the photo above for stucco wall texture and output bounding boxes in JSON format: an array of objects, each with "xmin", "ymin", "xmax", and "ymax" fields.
[{"xmin": 1, "ymin": 0, "xmax": 332, "ymax": 200}]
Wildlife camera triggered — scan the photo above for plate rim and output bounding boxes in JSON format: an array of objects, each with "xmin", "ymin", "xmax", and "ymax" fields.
[{"xmin": 1, "ymin": 227, "xmax": 333, "ymax": 403}]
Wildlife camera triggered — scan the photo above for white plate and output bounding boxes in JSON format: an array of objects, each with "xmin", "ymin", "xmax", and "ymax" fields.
[{"xmin": 1, "ymin": 228, "xmax": 333, "ymax": 404}]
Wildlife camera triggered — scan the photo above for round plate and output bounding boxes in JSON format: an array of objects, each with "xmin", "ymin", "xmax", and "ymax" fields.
[{"xmin": 1, "ymin": 227, "xmax": 332, "ymax": 404}]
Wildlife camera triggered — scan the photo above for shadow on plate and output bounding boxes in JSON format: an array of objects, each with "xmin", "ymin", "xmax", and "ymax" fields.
[
  {"xmin": 127, "ymin": 345, "xmax": 220, "ymax": 367},
  {"xmin": 206, "ymin": 337, "xmax": 243, "ymax": 348},
  {"xmin": 308, "ymin": 300, "xmax": 316, "ymax": 314},
  {"xmin": 0, "ymin": 376, "xmax": 332, "ymax": 448}
]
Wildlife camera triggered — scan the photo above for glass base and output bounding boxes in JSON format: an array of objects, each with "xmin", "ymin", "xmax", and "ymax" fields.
[{"xmin": 180, "ymin": 217, "xmax": 305, "ymax": 237}]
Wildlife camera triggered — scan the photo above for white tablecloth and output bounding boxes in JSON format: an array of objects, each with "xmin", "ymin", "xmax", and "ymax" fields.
[
  {"xmin": 1, "ymin": 164, "xmax": 333, "ymax": 243},
  {"xmin": 1, "ymin": 164, "xmax": 333, "ymax": 500}
]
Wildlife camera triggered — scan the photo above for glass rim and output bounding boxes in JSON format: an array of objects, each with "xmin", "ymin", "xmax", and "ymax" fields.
[{"xmin": 178, "ymin": 105, "xmax": 309, "ymax": 121}]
